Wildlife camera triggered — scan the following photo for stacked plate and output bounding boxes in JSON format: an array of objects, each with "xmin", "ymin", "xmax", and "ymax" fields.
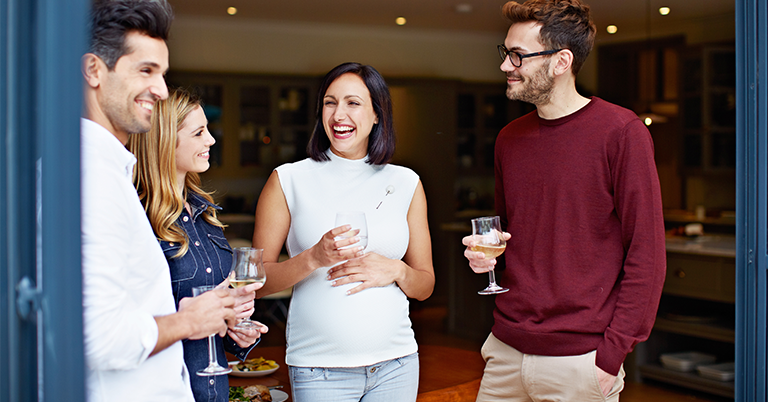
[
  {"xmin": 659, "ymin": 351, "xmax": 717, "ymax": 372},
  {"xmin": 697, "ymin": 362, "xmax": 735, "ymax": 381}
]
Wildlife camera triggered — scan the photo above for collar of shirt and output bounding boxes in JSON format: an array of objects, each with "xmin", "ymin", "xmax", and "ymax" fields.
[
  {"xmin": 80, "ymin": 118, "xmax": 137, "ymax": 178},
  {"xmin": 185, "ymin": 191, "xmax": 222, "ymax": 222}
]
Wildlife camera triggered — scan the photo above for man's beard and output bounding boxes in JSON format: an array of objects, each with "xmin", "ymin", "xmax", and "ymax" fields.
[{"xmin": 505, "ymin": 60, "xmax": 555, "ymax": 106}]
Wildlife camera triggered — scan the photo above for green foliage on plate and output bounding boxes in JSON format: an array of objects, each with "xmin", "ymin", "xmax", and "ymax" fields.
[{"xmin": 229, "ymin": 386, "xmax": 246, "ymax": 401}]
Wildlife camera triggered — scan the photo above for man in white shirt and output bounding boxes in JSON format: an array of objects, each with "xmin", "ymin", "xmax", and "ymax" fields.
[{"xmin": 80, "ymin": 1, "xmax": 239, "ymax": 400}]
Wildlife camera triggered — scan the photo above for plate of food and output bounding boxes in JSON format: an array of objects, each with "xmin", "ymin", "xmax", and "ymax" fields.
[
  {"xmin": 230, "ymin": 385, "xmax": 287, "ymax": 401},
  {"xmin": 228, "ymin": 357, "xmax": 279, "ymax": 377}
]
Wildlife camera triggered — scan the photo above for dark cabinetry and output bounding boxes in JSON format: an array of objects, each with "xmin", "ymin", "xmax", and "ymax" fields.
[
  {"xmin": 454, "ymin": 83, "xmax": 534, "ymax": 213},
  {"xmin": 638, "ymin": 247, "xmax": 735, "ymax": 399},
  {"xmin": 681, "ymin": 45, "xmax": 736, "ymax": 172},
  {"xmin": 167, "ymin": 72, "xmax": 318, "ymax": 177}
]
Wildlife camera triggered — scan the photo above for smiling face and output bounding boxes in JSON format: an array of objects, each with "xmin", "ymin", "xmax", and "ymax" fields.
[
  {"xmin": 175, "ymin": 105, "xmax": 215, "ymax": 184},
  {"xmin": 501, "ymin": 21, "xmax": 556, "ymax": 106},
  {"xmin": 322, "ymin": 73, "xmax": 379, "ymax": 160},
  {"xmin": 98, "ymin": 31, "xmax": 169, "ymax": 143}
]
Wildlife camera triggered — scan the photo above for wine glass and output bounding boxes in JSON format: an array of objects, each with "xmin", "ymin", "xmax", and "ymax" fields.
[
  {"xmin": 191, "ymin": 285, "xmax": 232, "ymax": 376},
  {"xmin": 335, "ymin": 212, "xmax": 368, "ymax": 252},
  {"xmin": 230, "ymin": 247, "xmax": 266, "ymax": 329},
  {"xmin": 471, "ymin": 216, "xmax": 509, "ymax": 295}
]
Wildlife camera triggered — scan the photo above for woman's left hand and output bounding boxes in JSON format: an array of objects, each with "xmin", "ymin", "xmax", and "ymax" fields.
[
  {"xmin": 326, "ymin": 253, "xmax": 404, "ymax": 296},
  {"xmin": 227, "ymin": 321, "xmax": 269, "ymax": 348}
]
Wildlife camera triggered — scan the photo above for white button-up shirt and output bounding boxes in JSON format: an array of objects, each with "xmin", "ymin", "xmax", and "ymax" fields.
[{"xmin": 81, "ymin": 119, "xmax": 193, "ymax": 402}]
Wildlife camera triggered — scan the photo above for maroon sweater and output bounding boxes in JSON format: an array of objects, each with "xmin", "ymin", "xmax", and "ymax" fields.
[{"xmin": 492, "ymin": 97, "xmax": 666, "ymax": 375}]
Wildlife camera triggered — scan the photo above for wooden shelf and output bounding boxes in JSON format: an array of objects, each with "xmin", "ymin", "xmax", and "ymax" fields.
[
  {"xmin": 639, "ymin": 364, "xmax": 734, "ymax": 398},
  {"xmin": 653, "ymin": 316, "xmax": 734, "ymax": 343}
]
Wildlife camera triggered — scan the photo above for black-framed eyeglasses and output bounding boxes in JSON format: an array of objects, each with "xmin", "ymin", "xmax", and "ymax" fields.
[{"xmin": 497, "ymin": 45, "xmax": 563, "ymax": 67}]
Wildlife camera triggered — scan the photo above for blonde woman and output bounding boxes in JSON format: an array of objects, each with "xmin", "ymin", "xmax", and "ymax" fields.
[{"xmin": 128, "ymin": 88, "xmax": 267, "ymax": 402}]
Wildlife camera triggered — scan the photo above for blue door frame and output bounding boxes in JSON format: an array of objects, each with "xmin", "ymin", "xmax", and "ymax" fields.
[
  {"xmin": 736, "ymin": 0, "xmax": 767, "ymax": 400},
  {"xmin": 1, "ymin": 0, "xmax": 87, "ymax": 400}
]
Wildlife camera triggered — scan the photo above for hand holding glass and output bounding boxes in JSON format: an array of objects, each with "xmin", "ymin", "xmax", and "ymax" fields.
[
  {"xmin": 191, "ymin": 285, "xmax": 232, "ymax": 376},
  {"xmin": 471, "ymin": 216, "xmax": 509, "ymax": 295},
  {"xmin": 335, "ymin": 212, "xmax": 368, "ymax": 252},
  {"xmin": 230, "ymin": 247, "xmax": 266, "ymax": 328}
]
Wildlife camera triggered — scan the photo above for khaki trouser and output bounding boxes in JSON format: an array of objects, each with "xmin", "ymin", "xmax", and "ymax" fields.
[{"xmin": 476, "ymin": 333, "xmax": 625, "ymax": 402}]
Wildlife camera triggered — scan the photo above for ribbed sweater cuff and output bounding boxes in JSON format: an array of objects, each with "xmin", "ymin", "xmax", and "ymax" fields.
[{"xmin": 596, "ymin": 342, "xmax": 626, "ymax": 376}]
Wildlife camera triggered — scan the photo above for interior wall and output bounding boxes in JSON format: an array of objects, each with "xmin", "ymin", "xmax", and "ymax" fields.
[
  {"xmin": 169, "ymin": 16, "xmax": 505, "ymax": 82},
  {"xmin": 169, "ymin": 12, "xmax": 735, "ymax": 95}
]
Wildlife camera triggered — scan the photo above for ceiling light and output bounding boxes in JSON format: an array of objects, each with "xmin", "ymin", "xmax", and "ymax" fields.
[
  {"xmin": 606, "ymin": 25, "xmax": 618, "ymax": 34},
  {"xmin": 227, "ymin": 7, "xmax": 237, "ymax": 16},
  {"xmin": 455, "ymin": 4, "xmax": 473, "ymax": 13},
  {"xmin": 395, "ymin": 16, "xmax": 407, "ymax": 26},
  {"xmin": 659, "ymin": 7, "xmax": 670, "ymax": 16},
  {"xmin": 639, "ymin": 112, "xmax": 668, "ymax": 126}
]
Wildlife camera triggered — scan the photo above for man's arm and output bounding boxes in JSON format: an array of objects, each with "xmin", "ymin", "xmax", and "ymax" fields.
[
  {"xmin": 151, "ymin": 288, "xmax": 236, "ymax": 356},
  {"xmin": 596, "ymin": 119, "xmax": 667, "ymax": 375}
]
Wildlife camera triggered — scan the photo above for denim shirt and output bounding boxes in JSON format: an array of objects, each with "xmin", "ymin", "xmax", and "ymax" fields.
[{"xmin": 160, "ymin": 192, "xmax": 257, "ymax": 402}]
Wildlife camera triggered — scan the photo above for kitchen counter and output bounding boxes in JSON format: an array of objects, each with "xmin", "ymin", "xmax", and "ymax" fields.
[{"xmin": 665, "ymin": 235, "xmax": 736, "ymax": 258}]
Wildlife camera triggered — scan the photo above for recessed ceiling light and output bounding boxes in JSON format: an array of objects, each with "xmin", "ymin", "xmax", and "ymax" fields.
[
  {"xmin": 659, "ymin": 7, "xmax": 670, "ymax": 16},
  {"xmin": 227, "ymin": 7, "xmax": 237, "ymax": 16},
  {"xmin": 395, "ymin": 16, "xmax": 407, "ymax": 26},
  {"xmin": 606, "ymin": 25, "xmax": 618, "ymax": 34},
  {"xmin": 455, "ymin": 4, "xmax": 473, "ymax": 13}
]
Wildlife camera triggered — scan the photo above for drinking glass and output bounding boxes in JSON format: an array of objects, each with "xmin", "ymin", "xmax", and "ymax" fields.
[
  {"xmin": 191, "ymin": 285, "xmax": 232, "ymax": 376},
  {"xmin": 334, "ymin": 212, "xmax": 368, "ymax": 252},
  {"xmin": 230, "ymin": 247, "xmax": 266, "ymax": 329},
  {"xmin": 471, "ymin": 216, "xmax": 509, "ymax": 295}
]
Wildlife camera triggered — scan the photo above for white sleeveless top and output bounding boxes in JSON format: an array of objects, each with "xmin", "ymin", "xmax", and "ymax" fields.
[{"xmin": 276, "ymin": 150, "xmax": 420, "ymax": 367}]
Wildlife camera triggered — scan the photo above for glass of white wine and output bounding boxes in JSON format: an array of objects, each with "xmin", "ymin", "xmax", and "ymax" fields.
[
  {"xmin": 471, "ymin": 216, "xmax": 509, "ymax": 295},
  {"xmin": 192, "ymin": 285, "xmax": 232, "ymax": 376},
  {"xmin": 230, "ymin": 247, "xmax": 266, "ymax": 328},
  {"xmin": 334, "ymin": 212, "xmax": 368, "ymax": 253}
]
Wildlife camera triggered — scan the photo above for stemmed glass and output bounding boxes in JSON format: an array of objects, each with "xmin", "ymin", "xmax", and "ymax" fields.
[
  {"xmin": 230, "ymin": 247, "xmax": 266, "ymax": 329},
  {"xmin": 471, "ymin": 216, "xmax": 509, "ymax": 295},
  {"xmin": 191, "ymin": 285, "xmax": 232, "ymax": 376},
  {"xmin": 335, "ymin": 212, "xmax": 368, "ymax": 252}
]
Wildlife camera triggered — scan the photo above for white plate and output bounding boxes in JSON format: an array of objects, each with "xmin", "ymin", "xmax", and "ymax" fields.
[
  {"xmin": 659, "ymin": 351, "xmax": 716, "ymax": 372},
  {"xmin": 270, "ymin": 389, "xmax": 289, "ymax": 402},
  {"xmin": 228, "ymin": 361, "xmax": 279, "ymax": 377},
  {"xmin": 697, "ymin": 362, "xmax": 735, "ymax": 381}
]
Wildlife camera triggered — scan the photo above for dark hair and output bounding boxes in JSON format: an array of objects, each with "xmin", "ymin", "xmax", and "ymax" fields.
[
  {"xmin": 502, "ymin": 0, "xmax": 596, "ymax": 75},
  {"xmin": 89, "ymin": 0, "xmax": 174, "ymax": 70},
  {"xmin": 307, "ymin": 62, "xmax": 395, "ymax": 165}
]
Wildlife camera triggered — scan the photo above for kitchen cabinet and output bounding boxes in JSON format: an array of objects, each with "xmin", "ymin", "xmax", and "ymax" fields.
[
  {"xmin": 166, "ymin": 72, "xmax": 318, "ymax": 177},
  {"xmin": 680, "ymin": 45, "xmax": 736, "ymax": 173},
  {"xmin": 636, "ymin": 237, "xmax": 735, "ymax": 399},
  {"xmin": 454, "ymin": 83, "xmax": 534, "ymax": 213}
]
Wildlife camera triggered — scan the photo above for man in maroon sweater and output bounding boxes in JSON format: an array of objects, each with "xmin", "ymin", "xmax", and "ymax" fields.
[{"xmin": 463, "ymin": 1, "xmax": 666, "ymax": 401}]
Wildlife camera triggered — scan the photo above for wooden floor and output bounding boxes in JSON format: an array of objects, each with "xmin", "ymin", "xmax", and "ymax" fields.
[
  {"xmin": 621, "ymin": 381, "xmax": 730, "ymax": 402},
  {"xmin": 254, "ymin": 302, "xmax": 731, "ymax": 402}
]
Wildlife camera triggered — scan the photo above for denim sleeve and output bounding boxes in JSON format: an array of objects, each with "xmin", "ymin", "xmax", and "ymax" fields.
[{"xmin": 224, "ymin": 334, "xmax": 260, "ymax": 361}]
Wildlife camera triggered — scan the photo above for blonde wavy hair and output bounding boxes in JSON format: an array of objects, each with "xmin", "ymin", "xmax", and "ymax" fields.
[{"xmin": 127, "ymin": 88, "xmax": 224, "ymax": 258}]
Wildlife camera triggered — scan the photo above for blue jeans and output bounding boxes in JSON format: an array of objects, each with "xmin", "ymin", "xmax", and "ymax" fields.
[{"xmin": 289, "ymin": 353, "xmax": 419, "ymax": 402}]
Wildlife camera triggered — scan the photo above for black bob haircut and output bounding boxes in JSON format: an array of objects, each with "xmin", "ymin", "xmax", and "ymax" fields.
[{"xmin": 306, "ymin": 62, "xmax": 396, "ymax": 165}]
